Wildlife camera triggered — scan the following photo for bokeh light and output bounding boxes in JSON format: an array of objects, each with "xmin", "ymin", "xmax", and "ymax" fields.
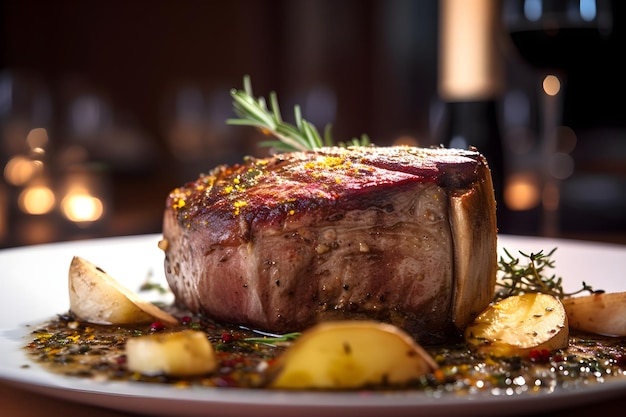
[
  {"xmin": 504, "ymin": 172, "xmax": 541, "ymax": 211},
  {"xmin": 18, "ymin": 184, "xmax": 55, "ymax": 215},
  {"xmin": 61, "ymin": 191, "xmax": 104, "ymax": 223},
  {"xmin": 543, "ymin": 75, "xmax": 561, "ymax": 97}
]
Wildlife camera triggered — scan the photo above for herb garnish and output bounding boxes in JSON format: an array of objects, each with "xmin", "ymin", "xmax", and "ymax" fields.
[
  {"xmin": 227, "ymin": 75, "xmax": 371, "ymax": 152},
  {"xmin": 244, "ymin": 332, "xmax": 301, "ymax": 345},
  {"xmin": 242, "ymin": 328, "xmax": 301, "ymax": 345},
  {"xmin": 495, "ymin": 247, "xmax": 602, "ymax": 301}
]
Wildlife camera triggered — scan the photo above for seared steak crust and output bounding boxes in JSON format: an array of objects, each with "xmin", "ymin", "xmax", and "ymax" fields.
[{"xmin": 162, "ymin": 146, "xmax": 497, "ymax": 342}]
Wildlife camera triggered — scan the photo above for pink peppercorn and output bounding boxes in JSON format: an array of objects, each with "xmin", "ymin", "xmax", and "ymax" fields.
[
  {"xmin": 150, "ymin": 321, "xmax": 166, "ymax": 332},
  {"xmin": 529, "ymin": 349, "xmax": 551, "ymax": 363}
]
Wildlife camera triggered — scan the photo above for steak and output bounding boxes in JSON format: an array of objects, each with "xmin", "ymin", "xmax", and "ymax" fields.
[{"xmin": 160, "ymin": 146, "xmax": 497, "ymax": 343}]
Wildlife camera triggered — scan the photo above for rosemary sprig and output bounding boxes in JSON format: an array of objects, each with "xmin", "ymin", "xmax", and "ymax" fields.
[
  {"xmin": 227, "ymin": 75, "xmax": 371, "ymax": 152},
  {"xmin": 494, "ymin": 247, "xmax": 602, "ymax": 301}
]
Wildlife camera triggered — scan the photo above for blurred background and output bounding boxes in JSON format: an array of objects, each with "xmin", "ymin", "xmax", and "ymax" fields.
[{"xmin": 1, "ymin": 0, "xmax": 625, "ymax": 248}]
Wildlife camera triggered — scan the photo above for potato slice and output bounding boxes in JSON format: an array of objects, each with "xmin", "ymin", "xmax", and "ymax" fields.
[
  {"xmin": 68, "ymin": 256, "xmax": 177, "ymax": 325},
  {"xmin": 266, "ymin": 320, "xmax": 437, "ymax": 389},
  {"xmin": 126, "ymin": 330, "xmax": 217, "ymax": 376},
  {"xmin": 562, "ymin": 291, "xmax": 626, "ymax": 337},
  {"xmin": 464, "ymin": 293, "xmax": 568, "ymax": 357}
]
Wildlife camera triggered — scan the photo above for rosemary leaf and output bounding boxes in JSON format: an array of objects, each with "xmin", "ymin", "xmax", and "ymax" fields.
[
  {"xmin": 230, "ymin": 92, "xmax": 276, "ymax": 128},
  {"xmin": 301, "ymin": 120, "xmax": 322, "ymax": 150},
  {"xmin": 273, "ymin": 125, "xmax": 311, "ymax": 151},
  {"xmin": 323, "ymin": 124, "xmax": 334, "ymax": 147},
  {"xmin": 269, "ymin": 91, "xmax": 282, "ymax": 123},
  {"xmin": 294, "ymin": 105, "xmax": 304, "ymax": 131}
]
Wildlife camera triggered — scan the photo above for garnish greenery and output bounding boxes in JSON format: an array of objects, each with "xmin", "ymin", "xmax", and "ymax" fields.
[
  {"xmin": 227, "ymin": 75, "xmax": 371, "ymax": 152},
  {"xmin": 495, "ymin": 247, "xmax": 602, "ymax": 301},
  {"xmin": 244, "ymin": 332, "xmax": 301, "ymax": 345}
]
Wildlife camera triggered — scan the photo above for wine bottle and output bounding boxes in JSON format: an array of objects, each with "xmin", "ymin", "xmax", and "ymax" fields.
[
  {"xmin": 438, "ymin": 100, "xmax": 505, "ymax": 204},
  {"xmin": 437, "ymin": 0, "xmax": 510, "ymax": 232}
]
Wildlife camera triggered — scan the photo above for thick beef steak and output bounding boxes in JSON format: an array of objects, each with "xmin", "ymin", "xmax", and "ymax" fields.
[{"xmin": 161, "ymin": 146, "xmax": 497, "ymax": 342}]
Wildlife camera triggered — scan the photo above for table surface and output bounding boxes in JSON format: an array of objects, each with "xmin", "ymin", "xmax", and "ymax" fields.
[{"xmin": 1, "ymin": 380, "xmax": 127, "ymax": 417}]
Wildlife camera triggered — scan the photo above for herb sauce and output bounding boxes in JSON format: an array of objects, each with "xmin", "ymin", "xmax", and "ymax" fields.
[{"xmin": 24, "ymin": 311, "xmax": 626, "ymax": 395}]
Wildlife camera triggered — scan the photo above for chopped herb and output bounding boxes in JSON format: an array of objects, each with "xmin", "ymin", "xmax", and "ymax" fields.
[
  {"xmin": 244, "ymin": 332, "xmax": 301, "ymax": 344},
  {"xmin": 243, "ymin": 330, "xmax": 301, "ymax": 345}
]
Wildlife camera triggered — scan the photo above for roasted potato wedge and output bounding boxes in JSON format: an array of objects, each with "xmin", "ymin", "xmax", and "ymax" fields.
[
  {"xmin": 68, "ymin": 256, "xmax": 177, "ymax": 325},
  {"xmin": 126, "ymin": 330, "xmax": 217, "ymax": 376},
  {"xmin": 562, "ymin": 291, "xmax": 626, "ymax": 337},
  {"xmin": 266, "ymin": 320, "xmax": 437, "ymax": 389},
  {"xmin": 464, "ymin": 293, "xmax": 569, "ymax": 357}
]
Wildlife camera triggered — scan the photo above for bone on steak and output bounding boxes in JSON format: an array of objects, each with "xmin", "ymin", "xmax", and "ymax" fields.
[{"xmin": 161, "ymin": 146, "xmax": 497, "ymax": 343}]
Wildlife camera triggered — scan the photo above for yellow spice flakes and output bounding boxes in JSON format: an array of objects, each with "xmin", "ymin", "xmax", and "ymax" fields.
[
  {"xmin": 233, "ymin": 200, "xmax": 248, "ymax": 216},
  {"xmin": 174, "ymin": 198, "xmax": 186, "ymax": 209},
  {"xmin": 304, "ymin": 156, "xmax": 350, "ymax": 171}
]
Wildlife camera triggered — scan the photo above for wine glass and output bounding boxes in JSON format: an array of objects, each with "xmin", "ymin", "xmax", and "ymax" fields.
[{"xmin": 501, "ymin": 0, "xmax": 612, "ymax": 237}]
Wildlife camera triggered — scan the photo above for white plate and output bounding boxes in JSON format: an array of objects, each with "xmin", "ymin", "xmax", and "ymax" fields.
[{"xmin": 1, "ymin": 234, "xmax": 626, "ymax": 417}]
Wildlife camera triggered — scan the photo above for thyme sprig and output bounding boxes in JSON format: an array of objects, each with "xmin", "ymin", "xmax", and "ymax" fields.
[
  {"xmin": 494, "ymin": 247, "xmax": 602, "ymax": 301},
  {"xmin": 227, "ymin": 75, "xmax": 371, "ymax": 152}
]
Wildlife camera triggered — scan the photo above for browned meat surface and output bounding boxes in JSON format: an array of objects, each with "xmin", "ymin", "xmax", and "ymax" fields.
[{"xmin": 161, "ymin": 146, "xmax": 497, "ymax": 343}]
